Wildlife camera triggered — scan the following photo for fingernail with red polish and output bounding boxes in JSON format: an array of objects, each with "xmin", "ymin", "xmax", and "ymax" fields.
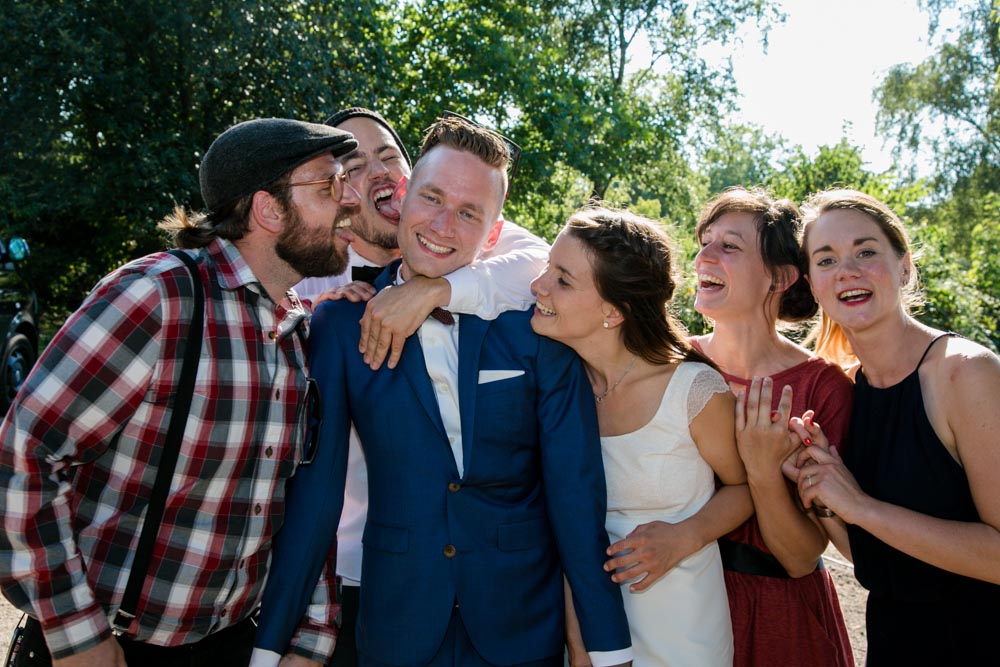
[{"xmin": 804, "ymin": 438, "xmax": 813, "ymax": 446}]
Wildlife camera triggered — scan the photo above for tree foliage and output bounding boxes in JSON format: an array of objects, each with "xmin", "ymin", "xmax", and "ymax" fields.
[{"xmin": 1, "ymin": 0, "xmax": 997, "ymax": 352}]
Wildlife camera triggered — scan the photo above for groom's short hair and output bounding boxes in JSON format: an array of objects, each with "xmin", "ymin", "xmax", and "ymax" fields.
[{"xmin": 414, "ymin": 117, "xmax": 510, "ymax": 207}]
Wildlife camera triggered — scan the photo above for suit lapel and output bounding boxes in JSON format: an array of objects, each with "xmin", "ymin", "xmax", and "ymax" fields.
[
  {"xmin": 395, "ymin": 323, "xmax": 450, "ymax": 440},
  {"xmin": 383, "ymin": 260, "xmax": 448, "ymax": 439},
  {"xmin": 458, "ymin": 315, "xmax": 489, "ymax": 476}
]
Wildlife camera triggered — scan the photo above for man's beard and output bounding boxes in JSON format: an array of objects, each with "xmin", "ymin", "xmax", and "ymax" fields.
[
  {"xmin": 275, "ymin": 205, "xmax": 351, "ymax": 278},
  {"xmin": 351, "ymin": 210, "xmax": 399, "ymax": 250}
]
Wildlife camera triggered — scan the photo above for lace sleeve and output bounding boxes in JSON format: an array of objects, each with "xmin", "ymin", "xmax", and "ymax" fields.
[{"xmin": 686, "ymin": 364, "xmax": 732, "ymax": 424}]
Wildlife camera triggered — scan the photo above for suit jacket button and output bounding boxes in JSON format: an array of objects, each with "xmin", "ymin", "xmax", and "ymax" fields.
[
  {"xmin": 443, "ymin": 544, "xmax": 456, "ymax": 558},
  {"xmin": 448, "ymin": 482, "xmax": 461, "ymax": 492}
]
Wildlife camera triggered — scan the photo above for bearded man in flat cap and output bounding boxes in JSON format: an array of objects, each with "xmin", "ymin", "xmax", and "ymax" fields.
[{"xmin": 0, "ymin": 118, "xmax": 360, "ymax": 667}]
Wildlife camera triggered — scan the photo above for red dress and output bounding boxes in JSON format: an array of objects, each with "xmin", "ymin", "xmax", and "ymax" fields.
[{"xmin": 718, "ymin": 357, "xmax": 855, "ymax": 667}]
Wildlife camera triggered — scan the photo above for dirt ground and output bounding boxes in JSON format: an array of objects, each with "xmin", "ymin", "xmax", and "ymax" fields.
[{"xmin": 0, "ymin": 543, "xmax": 867, "ymax": 664}]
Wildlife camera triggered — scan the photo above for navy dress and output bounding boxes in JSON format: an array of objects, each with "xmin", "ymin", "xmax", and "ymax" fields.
[{"xmin": 845, "ymin": 334, "xmax": 1000, "ymax": 666}]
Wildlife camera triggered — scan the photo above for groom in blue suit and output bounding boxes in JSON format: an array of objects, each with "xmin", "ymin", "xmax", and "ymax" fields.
[{"xmin": 253, "ymin": 117, "xmax": 631, "ymax": 667}]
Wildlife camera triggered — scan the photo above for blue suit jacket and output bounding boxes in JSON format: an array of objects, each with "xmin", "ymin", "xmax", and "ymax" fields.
[{"xmin": 256, "ymin": 267, "xmax": 630, "ymax": 665}]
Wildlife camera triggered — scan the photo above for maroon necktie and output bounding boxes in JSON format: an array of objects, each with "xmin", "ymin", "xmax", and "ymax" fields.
[{"xmin": 428, "ymin": 308, "xmax": 455, "ymax": 325}]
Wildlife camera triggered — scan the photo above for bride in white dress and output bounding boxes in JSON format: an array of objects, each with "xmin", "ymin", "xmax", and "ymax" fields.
[{"xmin": 530, "ymin": 207, "xmax": 752, "ymax": 666}]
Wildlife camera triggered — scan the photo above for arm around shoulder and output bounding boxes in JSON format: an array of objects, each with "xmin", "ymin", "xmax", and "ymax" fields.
[{"xmin": 445, "ymin": 219, "xmax": 549, "ymax": 318}]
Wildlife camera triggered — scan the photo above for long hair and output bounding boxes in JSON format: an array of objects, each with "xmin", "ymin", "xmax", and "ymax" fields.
[
  {"xmin": 696, "ymin": 186, "xmax": 817, "ymax": 323},
  {"xmin": 800, "ymin": 189, "xmax": 921, "ymax": 368},
  {"xmin": 565, "ymin": 206, "xmax": 715, "ymax": 368}
]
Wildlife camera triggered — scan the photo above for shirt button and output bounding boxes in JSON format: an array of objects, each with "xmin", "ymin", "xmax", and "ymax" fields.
[
  {"xmin": 265, "ymin": 446, "xmax": 273, "ymax": 458},
  {"xmin": 254, "ymin": 504, "xmax": 262, "ymax": 515},
  {"xmin": 438, "ymin": 383, "xmax": 449, "ymax": 393},
  {"xmin": 443, "ymin": 544, "xmax": 456, "ymax": 558},
  {"xmin": 448, "ymin": 482, "xmax": 461, "ymax": 492},
  {"xmin": 275, "ymin": 389, "xmax": 281, "ymax": 399},
  {"xmin": 220, "ymin": 608, "xmax": 227, "ymax": 617},
  {"xmin": 268, "ymin": 331, "xmax": 277, "ymax": 340}
]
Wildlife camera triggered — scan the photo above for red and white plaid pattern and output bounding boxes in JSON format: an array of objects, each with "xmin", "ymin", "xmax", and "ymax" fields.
[{"xmin": 0, "ymin": 238, "xmax": 337, "ymax": 659}]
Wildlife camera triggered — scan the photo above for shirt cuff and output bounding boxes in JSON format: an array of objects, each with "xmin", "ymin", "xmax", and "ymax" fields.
[
  {"xmin": 248, "ymin": 648, "xmax": 282, "ymax": 667},
  {"xmin": 590, "ymin": 647, "xmax": 634, "ymax": 667},
  {"xmin": 288, "ymin": 621, "xmax": 338, "ymax": 664},
  {"xmin": 40, "ymin": 603, "xmax": 113, "ymax": 660},
  {"xmin": 443, "ymin": 267, "xmax": 479, "ymax": 314}
]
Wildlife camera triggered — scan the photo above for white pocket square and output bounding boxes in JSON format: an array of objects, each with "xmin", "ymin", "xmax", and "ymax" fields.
[{"xmin": 478, "ymin": 370, "xmax": 525, "ymax": 384}]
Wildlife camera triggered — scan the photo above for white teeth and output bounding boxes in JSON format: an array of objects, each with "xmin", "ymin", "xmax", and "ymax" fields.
[
  {"xmin": 372, "ymin": 186, "xmax": 393, "ymax": 202},
  {"xmin": 697, "ymin": 273, "xmax": 725, "ymax": 286},
  {"xmin": 536, "ymin": 303, "xmax": 556, "ymax": 316},
  {"xmin": 417, "ymin": 234, "xmax": 452, "ymax": 254},
  {"xmin": 839, "ymin": 289, "xmax": 871, "ymax": 300}
]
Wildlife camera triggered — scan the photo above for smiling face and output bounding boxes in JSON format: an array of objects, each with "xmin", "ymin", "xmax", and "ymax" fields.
[
  {"xmin": 276, "ymin": 153, "xmax": 357, "ymax": 278},
  {"xmin": 694, "ymin": 211, "xmax": 774, "ymax": 319},
  {"xmin": 529, "ymin": 231, "xmax": 608, "ymax": 348},
  {"xmin": 396, "ymin": 145, "xmax": 505, "ymax": 280},
  {"xmin": 804, "ymin": 207, "xmax": 910, "ymax": 333},
  {"xmin": 337, "ymin": 116, "xmax": 410, "ymax": 250}
]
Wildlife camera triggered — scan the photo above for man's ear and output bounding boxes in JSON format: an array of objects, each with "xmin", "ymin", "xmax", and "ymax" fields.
[
  {"xmin": 481, "ymin": 215, "xmax": 505, "ymax": 253},
  {"xmin": 391, "ymin": 176, "xmax": 409, "ymax": 209},
  {"xmin": 251, "ymin": 190, "xmax": 285, "ymax": 234}
]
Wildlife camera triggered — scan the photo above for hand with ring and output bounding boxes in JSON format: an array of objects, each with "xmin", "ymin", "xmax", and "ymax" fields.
[{"xmin": 796, "ymin": 444, "xmax": 870, "ymax": 523}]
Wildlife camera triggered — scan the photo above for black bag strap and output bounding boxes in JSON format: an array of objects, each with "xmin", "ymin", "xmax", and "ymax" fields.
[{"xmin": 112, "ymin": 250, "xmax": 204, "ymax": 636}]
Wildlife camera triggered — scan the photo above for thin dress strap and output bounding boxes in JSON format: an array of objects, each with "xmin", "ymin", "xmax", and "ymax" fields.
[{"xmin": 916, "ymin": 332, "xmax": 957, "ymax": 369}]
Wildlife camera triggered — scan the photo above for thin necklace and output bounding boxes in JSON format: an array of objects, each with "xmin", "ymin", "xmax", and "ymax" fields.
[{"xmin": 594, "ymin": 354, "xmax": 637, "ymax": 404}]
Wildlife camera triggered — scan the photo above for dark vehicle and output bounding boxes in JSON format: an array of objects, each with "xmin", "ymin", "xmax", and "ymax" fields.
[{"xmin": 0, "ymin": 237, "xmax": 38, "ymax": 414}]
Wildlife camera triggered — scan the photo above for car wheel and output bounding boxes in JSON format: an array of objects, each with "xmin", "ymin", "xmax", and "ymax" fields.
[{"xmin": 2, "ymin": 333, "xmax": 35, "ymax": 411}]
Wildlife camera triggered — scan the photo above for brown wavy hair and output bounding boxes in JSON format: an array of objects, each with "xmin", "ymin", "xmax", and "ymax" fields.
[{"xmin": 565, "ymin": 206, "xmax": 716, "ymax": 368}]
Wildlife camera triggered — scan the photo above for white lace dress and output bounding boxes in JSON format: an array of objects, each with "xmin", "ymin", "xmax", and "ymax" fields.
[{"xmin": 602, "ymin": 361, "xmax": 734, "ymax": 666}]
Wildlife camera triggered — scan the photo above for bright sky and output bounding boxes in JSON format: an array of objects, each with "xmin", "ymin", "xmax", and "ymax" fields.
[{"xmin": 710, "ymin": 0, "xmax": 953, "ymax": 174}]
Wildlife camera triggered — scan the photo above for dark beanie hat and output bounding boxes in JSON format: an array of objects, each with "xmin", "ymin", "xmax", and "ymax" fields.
[
  {"xmin": 200, "ymin": 118, "xmax": 358, "ymax": 212},
  {"xmin": 324, "ymin": 107, "xmax": 411, "ymax": 166}
]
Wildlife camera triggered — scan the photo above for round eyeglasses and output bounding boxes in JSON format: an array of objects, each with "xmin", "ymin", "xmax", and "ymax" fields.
[{"xmin": 288, "ymin": 164, "xmax": 359, "ymax": 203}]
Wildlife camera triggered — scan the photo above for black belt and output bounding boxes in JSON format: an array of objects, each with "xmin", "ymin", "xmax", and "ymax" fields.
[{"xmin": 719, "ymin": 539, "xmax": 824, "ymax": 579}]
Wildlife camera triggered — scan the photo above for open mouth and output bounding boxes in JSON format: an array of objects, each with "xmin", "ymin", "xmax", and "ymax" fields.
[
  {"xmin": 417, "ymin": 233, "xmax": 453, "ymax": 255},
  {"xmin": 536, "ymin": 303, "xmax": 556, "ymax": 316},
  {"xmin": 372, "ymin": 185, "xmax": 399, "ymax": 222},
  {"xmin": 838, "ymin": 288, "xmax": 872, "ymax": 303},
  {"xmin": 697, "ymin": 273, "xmax": 726, "ymax": 290}
]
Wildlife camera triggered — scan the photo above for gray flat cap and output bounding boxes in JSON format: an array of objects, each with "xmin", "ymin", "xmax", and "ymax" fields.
[{"xmin": 200, "ymin": 118, "xmax": 358, "ymax": 212}]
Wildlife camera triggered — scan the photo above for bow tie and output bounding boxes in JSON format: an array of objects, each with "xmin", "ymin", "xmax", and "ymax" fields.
[
  {"xmin": 351, "ymin": 265, "xmax": 384, "ymax": 286},
  {"xmin": 428, "ymin": 308, "xmax": 455, "ymax": 326}
]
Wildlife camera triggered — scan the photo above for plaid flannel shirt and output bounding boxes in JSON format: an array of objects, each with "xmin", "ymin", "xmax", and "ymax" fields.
[{"xmin": 0, "ymin": 238, "xmax": 338, "ymax": 659}]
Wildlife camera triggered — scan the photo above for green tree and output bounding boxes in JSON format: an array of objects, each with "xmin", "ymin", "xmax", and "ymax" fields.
[
  {"xmin": 1, "ymin": 0, "xmax": 398, "ymax": 316},
  {"xmin": 872, "ymin": 0, "xmax": 1000, "ymax": 349},
  {"xmin": 875, "ymin": 0, "xmax": 1000, "ymax": 192},
  {"xmin": 699, "ymin": 123, "xmax": 789, "ymax": 194},
  {"xmin": 389, "ymin": 0, "xmax": 782, "ymax": 234}
]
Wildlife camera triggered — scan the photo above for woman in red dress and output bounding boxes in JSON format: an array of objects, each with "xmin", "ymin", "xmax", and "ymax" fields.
[{"xmin": 690, "ymin": 187, "xmax": 854, "ymax": 667}]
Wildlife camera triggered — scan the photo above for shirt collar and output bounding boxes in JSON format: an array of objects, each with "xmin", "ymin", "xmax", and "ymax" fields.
[{"xmin": 207, "ymin": 237, "xmax": 261, "ymax": 293}]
